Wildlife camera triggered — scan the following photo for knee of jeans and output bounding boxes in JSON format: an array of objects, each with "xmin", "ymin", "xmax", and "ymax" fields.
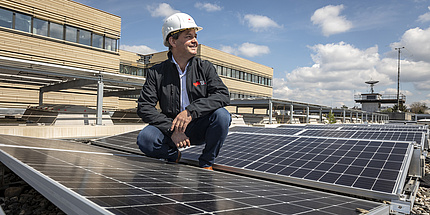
[
  {"xmin": 212, "ymin": 108, "xmax": 231, "ymax": 126},
  {"xmin": 136, "ymin": 129, "xmax": 156, "ymax": 155}
]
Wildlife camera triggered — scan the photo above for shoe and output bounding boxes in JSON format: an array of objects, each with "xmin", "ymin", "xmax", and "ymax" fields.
[
  {"xmin": 202, "ymin": 166, "xmax": 213, "ymax": 170},
  {"xmin": 175, "ymin": 150, "xmax": 181, "ymax": 163}
]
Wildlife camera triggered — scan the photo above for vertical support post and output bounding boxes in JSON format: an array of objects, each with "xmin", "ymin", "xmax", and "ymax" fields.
[
  {"xmin": 96, "ymin": 75, "xmax": 104, "ymax": 125},
  {"xmin": 38, "ymin": 89, "xmax": 44, "ymax": 106},
  {"xmin": 306, "ymin": 106, "xmax": 309, "ymax": 124},
  {"xmin": 269, "ymin": 99, "xmax": 273, "ymax": 124},
  {"xmin": 319, "ymin": 108, "xmax": 323, "ymax": 123},
  {"xmin": 235, "ymin": 106, "xmax": 239, "ymax": 114},
  {"xmin": 361, "ymin": 113, "xmax": 364, "ymax": 124},
  {"xmin": 350, "ymin": 111, "xmax": 352, "ymax": 123},
  {"xmin": 290, "ymin": 104, "xmax": 294, "ymax": 124},
  {"xmin": 343, "ymin": 109, "xmax": 346, "ymax": 124},
  {"xmin": 356, "ymin": 112, "xmax": 358, "ymax": 123}
]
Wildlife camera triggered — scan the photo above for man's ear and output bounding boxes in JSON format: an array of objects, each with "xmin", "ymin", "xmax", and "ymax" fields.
[{"xmin": 168, "ymin": 37, "xmax": 176, "ymax": 48}]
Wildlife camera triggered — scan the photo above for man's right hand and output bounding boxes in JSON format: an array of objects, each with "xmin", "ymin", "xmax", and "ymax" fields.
[{"xmin": 171, "ymin": 131, "xmax": 191, "ymax": 149}]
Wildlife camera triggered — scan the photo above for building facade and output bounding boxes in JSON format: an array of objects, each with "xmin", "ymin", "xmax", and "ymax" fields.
[
  {"xmin": 0, "ymin": 0, "xmax": 273, "ymax": 113},
  {"xmin": 128, "ymin": 45, "xmax": 273, "ymax": 100}
]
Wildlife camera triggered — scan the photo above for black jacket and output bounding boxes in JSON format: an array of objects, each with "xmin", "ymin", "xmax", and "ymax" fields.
[{"xmin": 137, "ymin": 52, "xmax": 230, "ymax": 137}]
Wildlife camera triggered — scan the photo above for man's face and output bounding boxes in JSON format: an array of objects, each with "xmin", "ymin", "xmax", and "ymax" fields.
[{"xmin": 171, "ymin": 29, "xmax": 198, "ymax": 57}]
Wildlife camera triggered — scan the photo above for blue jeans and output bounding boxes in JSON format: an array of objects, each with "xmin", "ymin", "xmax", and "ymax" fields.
[{"xmin": 136, "ymin": 108, "xmax": 231, "ymax": 167}]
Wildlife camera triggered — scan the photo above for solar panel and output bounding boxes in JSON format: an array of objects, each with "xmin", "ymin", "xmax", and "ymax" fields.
[
  {"xmin": 0, "ymin": 134, "xmax": 387, "ymax": 215},
  {"xmin": 181, "ymin": 132, "xmax": 414, "ymax": 201},
  {"xmin": 91, "ymin": 129, "xmax": 143, "ymax": 155},
  {"xmin": 281, "ymin": 124, "xmax": 428, "ymax": 132},
  {"xmin": 232, "ymin": 126, "xmax": 426, "ymax": 149},
  {"xmin": 229, "ymin": 126, "xmax": 303, "ymax": 135}
]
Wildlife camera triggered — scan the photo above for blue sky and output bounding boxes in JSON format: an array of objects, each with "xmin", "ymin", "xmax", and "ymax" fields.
[{"xmin": 77, "ymin": 0, "xmax": 430, "ymax": 109}]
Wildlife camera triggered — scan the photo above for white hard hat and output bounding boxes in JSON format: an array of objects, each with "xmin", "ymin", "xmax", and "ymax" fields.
[{"xmin": 162, "ymin": 13, "xmax": 203, "ymax": 47}]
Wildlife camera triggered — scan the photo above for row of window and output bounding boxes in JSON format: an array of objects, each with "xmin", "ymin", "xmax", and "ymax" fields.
[
  {"xmin": 119, "ymin": 63, "xmax": 273, "ymax": 90},
  {"xmin": 0, "ymin": 7, "xmax": 117, "ymax": 51},
  {"xmin": 215, "ymin": 65, "xmax": 272, "ymax": 87},
  {"xmin": 230, "ymin": 92, "xmax": 262, "ymax": 99},
  {"xmin": 120, "ymin": 64, "xmax": 146, "ymax": 77}
]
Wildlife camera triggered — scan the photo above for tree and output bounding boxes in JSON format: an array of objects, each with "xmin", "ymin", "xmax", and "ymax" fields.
[
  {"xmin": 410, "ymin": 102, "xmax": 428, "ymax": 114},
  {"xmin": 327, "ymin": 112, "xmax": 336, "ymax": 124},
  {"xmin": 393, "ymin": 104, "xmax": 407, "ymax": 112}
]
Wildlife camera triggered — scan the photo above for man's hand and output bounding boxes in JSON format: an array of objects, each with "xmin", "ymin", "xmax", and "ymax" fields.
[
  {"xmin": 171, "ymin": 109, "xmax": 192, "ymax": 133},
  {"xmin": 171, "ymin": 131, "xmax": 190, "ymax": 148}
]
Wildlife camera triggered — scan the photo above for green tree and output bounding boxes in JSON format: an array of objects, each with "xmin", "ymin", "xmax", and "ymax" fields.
[
  {"xmin": 328, "ymin": 112, "xmax": 336, "ymax": 124},
  {"xmin": 393, "ymin": 104, "xmax": 407, "ymax": 112}
]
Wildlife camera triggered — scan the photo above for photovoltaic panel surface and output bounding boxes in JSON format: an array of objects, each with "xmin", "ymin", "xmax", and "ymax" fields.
[
  {"xmin": 91, "ymin": 129, "xmax": 143, "ymax": 155},
  {"xmin": 0, "ymin": 134, "xmax": 387, "ymax": 215},
  {"xmin": 181, "ymin": 132, "xmax": 413, "ymax": 201}
]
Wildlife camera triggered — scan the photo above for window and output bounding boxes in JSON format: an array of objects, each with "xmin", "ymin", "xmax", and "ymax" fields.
[
  {"xmin": 65, "ymin": 25, "xmax": 77, "ymax": 42},
  {"xmin": 0, "ymin": 8, "xmax": 12, "ymax": 28},
  {"xmin": 92, "ymin": 33, "xmax": 103, "ymax": 49},
  {"xmin": 226, "ymin": 68, "xmax": 231, "ymax": 77},
  {"xmin": 222, "ymin": 67, "xmax": 227, "ymax": 76},
  {"xmin": 78, "ymin": 29, "xmax": 91, "ymax": 46},
  {"xmin": 105, "ymin": 37, "xmax": 116, "ymax": 51},
  {"xmin": 216, "ymin": 65, "xmax": 222, "ymax": 75},
  {"xmin": 49, "ymin": 22, "xmax": 63, "ymax": 40},
  {"xmin": 33, "ymin": 18, "xmax": 48, "ymax": 36},
  {"xmin": 15, "ymin": 13, "xmax": 31, "ymax": 32}
]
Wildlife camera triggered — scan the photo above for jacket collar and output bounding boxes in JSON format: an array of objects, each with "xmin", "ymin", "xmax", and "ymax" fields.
[{"xmin": 167, "ymin": 51, "xmax": 195, "ymax": 66}]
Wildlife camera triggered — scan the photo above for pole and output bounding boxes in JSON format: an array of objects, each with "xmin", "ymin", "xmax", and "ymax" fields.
[{"xmin": 395, "ymin": 47, "xmax": 404, "ymax": 111}]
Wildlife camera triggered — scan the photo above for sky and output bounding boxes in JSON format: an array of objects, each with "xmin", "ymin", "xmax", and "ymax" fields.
[{"xmin": 77, "ymin": 0, "xmax": 430, "ymax": 109}]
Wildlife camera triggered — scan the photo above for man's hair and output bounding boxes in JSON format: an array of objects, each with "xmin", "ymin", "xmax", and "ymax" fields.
[{"xmin": 167, "ymin": 31, "xmax": 180, "ymax": 50}]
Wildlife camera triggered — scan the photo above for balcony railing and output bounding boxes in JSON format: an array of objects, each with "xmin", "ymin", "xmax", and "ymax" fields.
[{"xmin": 354, "ymin": 94, "xmax": 406, "ymax": 101}]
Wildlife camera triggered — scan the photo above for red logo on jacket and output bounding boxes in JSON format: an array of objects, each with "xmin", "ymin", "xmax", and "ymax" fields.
[{"xmin": 193, "ymin": 81, "xmax": 206, "ymax": 87}]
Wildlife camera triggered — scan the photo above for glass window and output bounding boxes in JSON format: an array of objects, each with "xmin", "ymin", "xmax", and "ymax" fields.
[
  {"xmin": 231, "ymin": 69, "xmax": 235, "ymax": 78},
  {"xmin": 105, "ymin": 37, "xmax": 116, "ymax": 51},
  {"xmin": 49, "ymin": 22, "xmax": 63, "ymax": 40},
  {"xmin": 65, "ymin": 25, "xmax": 77, "ymax": 42},
  {"xmin": 92, "ymin": 33, "xmax": 103, "ymax": 48},
  {"xmin": 0, "ymin": 8, "xmax": 12, "ymax": 28},
  {"xmin": 216, "ymin": 65, "xmax": 221, "ymax": 75},
  {"xmin": 137, "ymin": 68, "xmax": 144, "ymax": 76},
  {"xmin": 226, "ymin": 68, "xmax": 231, "ymax": 77},
  {"xmin": 78, "ymin": 29, "xmax": 91, "ymax": 46},
  {"xmin": 33, "ymin": 18, "xmax": 48, "ymax": 36},
  {"xmin": 15, "ymin": 13, "xmax": 31, "ymax": 32},
  {"xmin": 268, "ymin": 78, "xmax": 272, "ymax": 86},
  {"xmin": 222, "ymin": 67, "xmax": 226, "ymax": 76}
]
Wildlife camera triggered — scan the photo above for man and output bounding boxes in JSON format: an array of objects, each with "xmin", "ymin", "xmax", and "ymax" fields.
[{"xmin": 136, "ymin": 13, "xmax": 231, "ymax": 170}]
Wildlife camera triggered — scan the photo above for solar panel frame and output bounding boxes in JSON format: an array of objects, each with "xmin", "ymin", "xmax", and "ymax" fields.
[
  {"xmin": 0, "ymin": 134, "xmax": 388, "ymax": 215},
  {"xmin": 181, "ymin": 131, "xmax": 415, "ymax": 201}
]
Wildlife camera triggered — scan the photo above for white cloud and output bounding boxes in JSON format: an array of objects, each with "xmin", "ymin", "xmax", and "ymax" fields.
[
  {"xmin": 195, "ymin": 2, "xmax": 222, "ymax": 12},
  {"xmin": 274, "ymin": 25, "xmax": 430, "ymax": 107},
  {"xmin": 311, "ymin": 4, "xmax": 352, "ymax": 36},
  {"xmin": 390, "ymin": 27, "xmax": 430, "ymax": 63},
  {"xmin": 220, "ymin": 43, "xmax": 270, "ymax": 58},
  {"xmin": 243, "ymin": 14, "xmax": 282, "ymax": 32},
  {"xmin": 274, "ymin": 42, "xmax": 390, "ymax": 107},
  {"xmin": 418, "ymin": 6, "xmax": 430, "ymax": 22},
  {"xmin": 147, "ymin": 3, "xmax": 180, "ymax": 18},
  {"xmin": 120, "ymin": 45, "xmax": 157, "ymax": 55}
]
